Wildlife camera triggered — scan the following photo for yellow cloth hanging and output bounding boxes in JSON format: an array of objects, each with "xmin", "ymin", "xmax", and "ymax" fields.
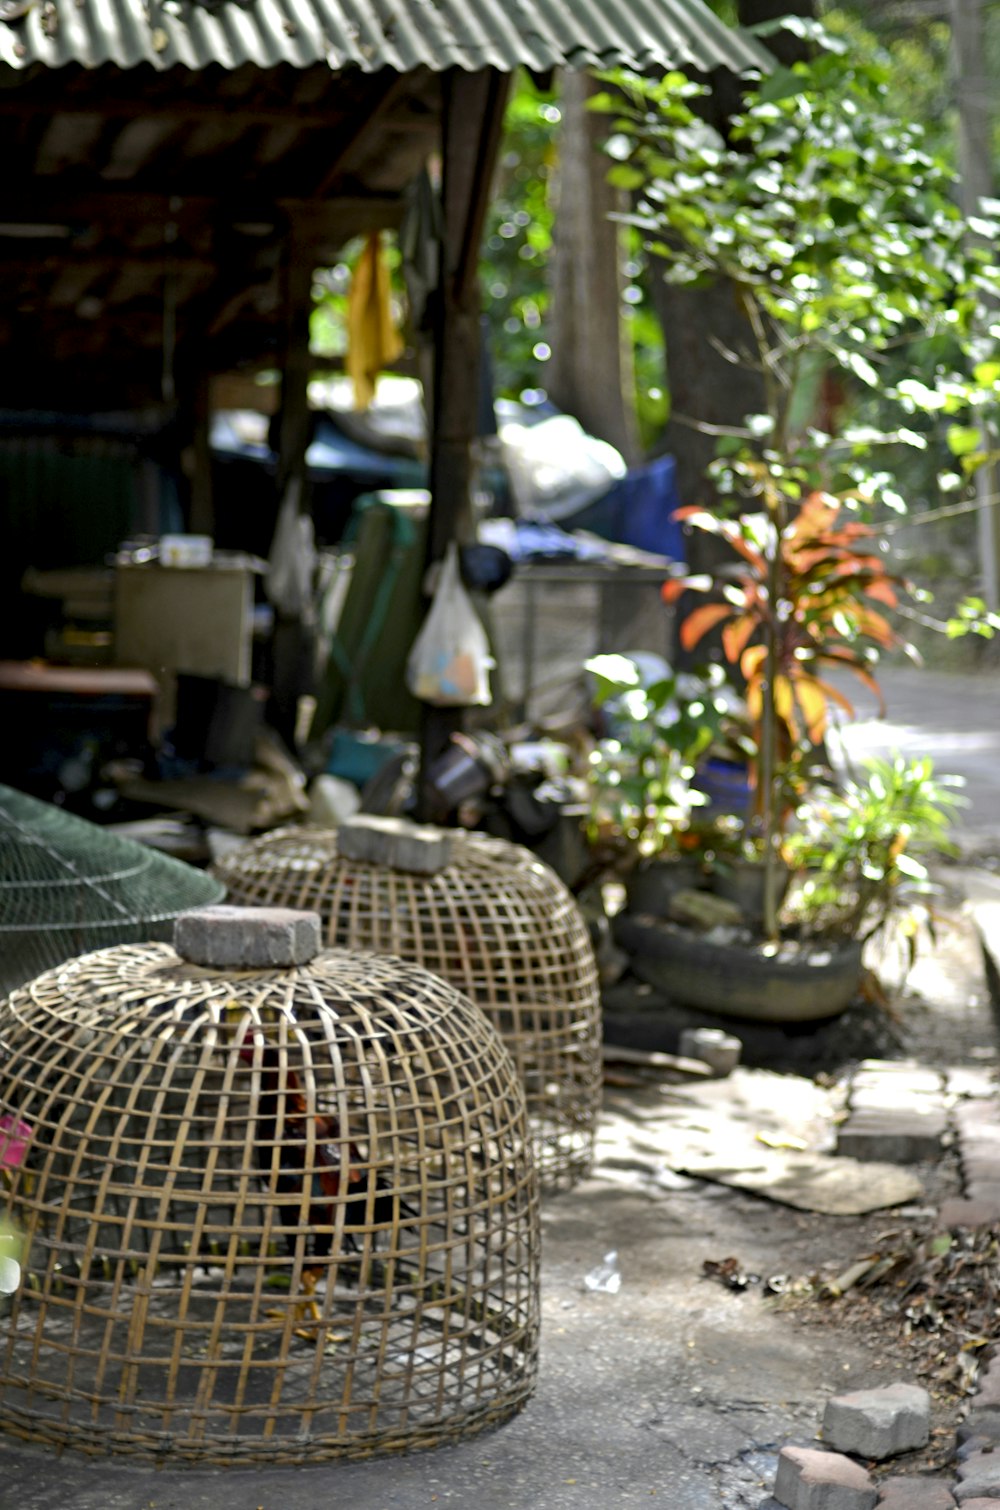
[{"xmin": 346, "ymin": 231, "xmax": 404, "ymax": 412}]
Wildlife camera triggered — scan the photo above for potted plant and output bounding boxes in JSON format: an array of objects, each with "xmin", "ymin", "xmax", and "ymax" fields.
[
  {"xmin": 584, "ymin": 654, "xmax": 737, "ymax": 912},
  {"xmin": 583, "ymin": 33, "xmax": 991, "ymax": 1015}
]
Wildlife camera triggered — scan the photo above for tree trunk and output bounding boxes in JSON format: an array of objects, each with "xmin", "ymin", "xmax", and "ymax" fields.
[
  {"xmin": 547, "ymin": 71, "xmax": 639, "ymax": 464},
  {"xmin": 950, "ymin": 0, "xmax": 1000, "ymax": 610},
  {"xmin": 651, "ymin": 0, "xmax": 816, "ymax": 539}
]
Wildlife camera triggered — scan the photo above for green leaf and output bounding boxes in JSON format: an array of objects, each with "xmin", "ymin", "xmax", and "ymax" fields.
[
  {"xmin": 946, "ymin": 424, "xmax": 982, "ymax": 457},
  {"xmin": 607, "ymin": 164, "xmax": 645, "ymax": 192}
]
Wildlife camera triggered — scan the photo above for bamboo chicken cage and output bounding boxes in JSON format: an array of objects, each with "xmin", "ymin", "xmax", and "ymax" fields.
[
  {"xmin": 0, "ymin": 906, "xmax": 540, "ymax": 1464},
  {"xmin": 212, "ymin": 819, "xmax": 602, "ymax": 1188}
]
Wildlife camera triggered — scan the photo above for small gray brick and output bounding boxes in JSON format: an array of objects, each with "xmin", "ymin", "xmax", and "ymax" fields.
[
  {"xmin": 174, "ymin": 906, "xmax": 321, "ymax": 968},
  {"xmin": 678, "ymin": 1027, "xmax": 742, "ymax": 1077},
  {"xmin": 337, "ymin": 815, "xmax": 453, "ymax": 874},
  {"xmin": 876, "ymin": 1478, "xmax": 954, "ymax": 1508},
  {"xmin": 836, "ymin": 1114, "xmax": 946, "ymax": 1165},
  {"xmin": 823, "ymin": 1382, "xmax": 930, "ymax": 1460},
  {"xmin": 774, "ymin": 1445, "xmax": 877, "ymax": 1510},
  {"xmin": 959, "ymin": 1416, "xmax": 1000, "ymax": 1446}
]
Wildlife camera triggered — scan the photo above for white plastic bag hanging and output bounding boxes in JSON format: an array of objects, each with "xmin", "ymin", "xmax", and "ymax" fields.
[
  {"xmin": 266, "ymin": 479, "xmax": 316, "ymax": 619},
  {"xmin": 406, "ymin": 543, "xmax": 493, "ymax": 707}
]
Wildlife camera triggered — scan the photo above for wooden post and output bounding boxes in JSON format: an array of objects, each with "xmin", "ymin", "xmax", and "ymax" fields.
[
  {"xmin": 276, "ymin": 222, "xmax": 314, "ymax": 502},
  {"xmin": 269, "ymin": 220, "xmax": 316, "ymax": 748},
  {"xmin": 188, "ymin": 365, "xmax": 214, "ymax": 537},
  {"xmin": 417, "ymin": 68, "xmax": 509, "ymax": 817}
]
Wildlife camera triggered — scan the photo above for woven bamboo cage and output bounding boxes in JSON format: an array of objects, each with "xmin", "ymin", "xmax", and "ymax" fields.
[
  {"xmin": 0, "ymin": 782, "xmax": 224, "ymax": 997},
  {"xmin": 211, "ymin": 820, "xmax": 602, "ymax": 1188},
  {"xmin": 0, "ymin": 907, "xmax": 540, "ymax": 1464}
]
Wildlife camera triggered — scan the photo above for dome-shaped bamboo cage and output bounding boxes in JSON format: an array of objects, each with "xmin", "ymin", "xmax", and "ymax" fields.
[
  {"xmin": 0, "ymin": 907, "xmax": 540, "ymax": 1464},
  {"xmin": 211, "ymin": 819, "xmax": 602, "ymax": 1189},
  {"xmin": 0, "ymin": 783, "xmax": 224, "ymax": 997}
]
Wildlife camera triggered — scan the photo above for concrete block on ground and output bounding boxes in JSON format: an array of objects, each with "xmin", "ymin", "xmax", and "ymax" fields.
[
  {"xmin": 678, "ymin": 1027, "xmax": 742, "ymax": 1077},
  {"xmin": 774, "ymin": 1445, "xmax": 877, "ymax": 1510},
  {"xmin": 937, "ymin": 1198, "xmax": 1000, "ymax": 1230},
  {"xmin": 174, "ymin": 905, "xmax": 321, "ymax": 968},
  {"xmin": 337, "ymin": 815, "xmax": 453, "ymax": 874},
  {"xmin": 836, "ymin": 1113, "xmax": 946, "ymax": 1165},
  {"xmin": 823, "ymin": 1382, "xmax": 930, "ymax": 1460},
  {"xmin": 956, "ymin": 1451, "xmax": 1000, "ymax": 1499},
  {"xmin": 876, "ymin": 1478, "xmax": 954, "ymax": 1507}
]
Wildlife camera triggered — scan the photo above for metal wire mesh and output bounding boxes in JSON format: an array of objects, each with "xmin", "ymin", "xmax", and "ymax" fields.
[
  {"xmin": 0, "ymin": 784, "xmax": 224, "ymax": 996},
  {"xmin": 0, "ymin": 942, "xmax": 539, "ymax": 1463},
  {"xmin": 211, "ymin": 828, "xmax": 602, "ymax": 1189}
]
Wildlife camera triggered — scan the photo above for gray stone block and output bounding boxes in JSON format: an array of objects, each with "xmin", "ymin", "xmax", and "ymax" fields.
[
  {"xmin": 836, "ymin": 1114, "xmax": 946, "ymax": 1165},
  {"xmin": 174, "ymin": 905, "xmax": 321, "ymax": 968},
  {"xmin": 823, "ymin": 1383, "xmax": 930, "ymax": 1461},
  {"xmin": 774, "ymin": 1445, "xmax": 877, "ymax": 1510},
  {"xmin": 956, "ymin": 1451, "xmax": 1000, "ymax": 1499},
  {"xmin": 678, "ymin": 1027, "xmax": 742, "ymax": 1077},
  {"xmin": 876, "ymin": 1478, "xmax": 954, "ymax": 1507},
  {"xmin": 337, "ymin": 815, "xmax": 453, "ymax": 874}
]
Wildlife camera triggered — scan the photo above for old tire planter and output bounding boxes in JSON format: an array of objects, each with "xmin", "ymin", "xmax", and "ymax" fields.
[{"xmin": 614, "ymin": 913, "xmax": 863, "ymax": 1023}]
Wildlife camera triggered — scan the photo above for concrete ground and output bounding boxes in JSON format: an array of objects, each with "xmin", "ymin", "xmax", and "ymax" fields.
[{"xmin": 2, "ymin": 666, "xmax": 999, "ymax": 1509}]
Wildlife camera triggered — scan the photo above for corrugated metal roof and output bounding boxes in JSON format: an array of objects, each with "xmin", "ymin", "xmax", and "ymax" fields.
[{"xmin": 0, "ymin": 0, "xmax": 769, "ymax": 77}]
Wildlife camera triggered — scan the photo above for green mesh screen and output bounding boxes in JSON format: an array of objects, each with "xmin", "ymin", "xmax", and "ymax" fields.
[{"xmin": 0, "ymin": 785, "xmax": 224, "ymax": 996}]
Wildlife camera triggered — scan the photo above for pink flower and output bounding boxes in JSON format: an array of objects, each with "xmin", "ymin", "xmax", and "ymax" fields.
[{"xmin": 0, "ymin": 1115, "xmax": 32, "ymax": 1171}]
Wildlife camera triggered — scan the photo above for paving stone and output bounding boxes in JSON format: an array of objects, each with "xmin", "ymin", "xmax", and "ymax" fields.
[
  {"xmin": 961, "ymin": 1438, "xmax": 997, "ymax": 1461},
  {"xmin": 959, "ymin": 1151, "xmax": 1000, "ymax": 1184},
  {"xmin": 174, "ymin": 905, "xmax": 321, "ymax": 968},
  {"xmin": 836, "ymin": 1113, "xmax": 946, "ymax": 1165},
  {"xmin": 958, "ymin": 1501, "xmax": 1000, "ymax": 1508},
  {"xmin": 955, "ymin": 1104, "xmax": 1000, "ymax": 1135},
  {"xmin": 823, "ymin": 1383, "xmax": 930, "ymax": 1460},
  {"xmin": 956, "ymin": 1451, "xmax": 1000, "ymax": 1499},
  {"xmin": 976, "ymin": 1377, "xmax": 1000, "ymax": 1410},
  {"xmin": 937, "ymin": 1198, "xmax": 1000, "ymax": 1229},
  {"xmin": 965, "ymin": 1182, "xmax": 1000, "ymax": 1208},
  {"xmin": 876, "ymin": 1479, "xmax": 955, "ymax": 1508},
  {"xmin": 855, "ymin": 1060, "xmax": 943, "ymax": 1088},
  {"xmin": 959, "ymin": 1411, "xmax": 1000, "ymax": 1446},
  {"xmin": 851, "ymin": 1084, "xmax": 946, "ymax": 1110},
  {"xmin": 946, "ymin": 1068, "xmax": 997, "ymax": 1099},
  {"xmin": 774, "ymin": 1445, "xmax": 877, "ymax": 1510}
]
